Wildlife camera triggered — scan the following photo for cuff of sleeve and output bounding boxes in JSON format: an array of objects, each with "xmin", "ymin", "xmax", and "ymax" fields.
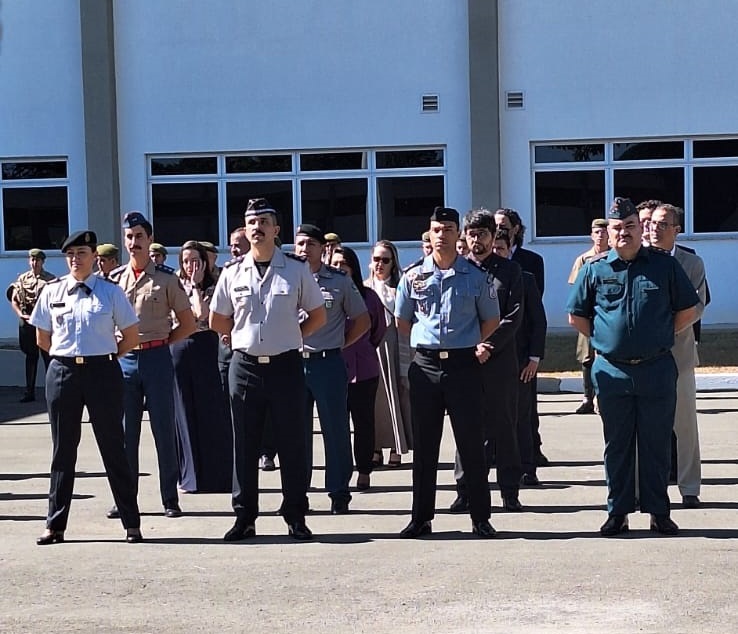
[{"xmin": 529, "ymin": 356, "xmax": 540, "ymax": 363}]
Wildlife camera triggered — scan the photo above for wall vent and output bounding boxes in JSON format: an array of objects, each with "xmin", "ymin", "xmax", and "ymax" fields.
[
  {"xmin": 506, "ymin": 91, "xmax": 525, "ymax": 110},
  {"xmin": 422, "ymin": 94, "xmax": 439, "ymax": 112}
]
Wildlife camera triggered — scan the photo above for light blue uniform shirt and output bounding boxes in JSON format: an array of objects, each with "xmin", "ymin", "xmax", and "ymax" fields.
[
  {"xmin": 210, "ymin": 249, "xmax": 324, "ymax": 356},
  {"xmin": 29, "ymin": 274, "xmax": 138, "ymax": 357},
  {"xmin": 395, "ymin": 255, "xmax": 499, "ymax": 349}
]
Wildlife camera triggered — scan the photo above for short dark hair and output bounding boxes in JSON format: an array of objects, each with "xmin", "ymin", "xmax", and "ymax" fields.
[
  {"xmin": 493, "ymin": 229, "xmax": 511, "ymax": 247},
  {"xmin": 636, "ymin": 199, "xmax": 662, "ymax": 213},
  {"xmin": 463, "ymin": 208, "xmax": 496, "ymax": 232},
  {"xmin": 494, "ymin": 208, "xmax": 525, "ymax": 247},
  {"xmin": 178, "ymin": 240, "xmax": 216, "ymax": 290},
  {"xmin": 331, "ymin": 246, "xmax": 366, "ymax": 299}
]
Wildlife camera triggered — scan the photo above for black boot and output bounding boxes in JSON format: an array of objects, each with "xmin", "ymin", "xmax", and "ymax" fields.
[{"xmin": 575, "ymin": 363, "xmax": 595, "ymax": 414}]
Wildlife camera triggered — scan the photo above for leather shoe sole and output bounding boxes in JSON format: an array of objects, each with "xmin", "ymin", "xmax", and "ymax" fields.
[
  {"xmin": 600, "ymin": 515, "xmax": 629, "ymax": 537},
  {"xmin": 400, "ymin": 520, "xmax": 432, "ymax": 539},
  {"xmin": 288, "ymin": 522, "xmax": 313, "ymax": 541},
  {"xmin": 448, "ymin": 496, "xmax": 469, "ymax": 513},
  {"xmin": 36, "ymin": 530, "xmax": 65, "ymax": 546},
  {"xmin": 223, "ymin": 523, "xmax": 256, "ymax": 542},
  {"xmin": 650, "ymin": 515, "xmax": 679, "ymax": 535},
  {"xmin": 471, "ymin": 520, "xmax": 497, "ymax": 538}
]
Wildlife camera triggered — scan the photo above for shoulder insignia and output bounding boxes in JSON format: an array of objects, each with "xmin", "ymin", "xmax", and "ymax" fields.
[
  {"xmin": 45, "ymin": 277, "xmax": 64, "ymax": 285},
  {"xmin": 223, "ymin": 255, "xmax": 245, "ymax": 268},
  {"xmin": 98, "ymin": 275, "xmax": 116, "ymax": 284},
  {"xmin": 156, "ymin": 263, "xmax": 175, "ymax": 274},
  {"xmin": 284, "ymin": 252, "xmax": 307, "ymax": 262},
  {"xmin": 648, "ymin": 246, "xmax": 670, "ymax": 256},
  {"xmin": 108, "ymin": 265, "xmax": 127, "ymax": 281},
  {"xmin": 589, "ymin": 251, "xmax": 609, "ymax": 263},
  {"xmin": 402, "ymin": 258, "xmax": 424, "ymax": 274}
]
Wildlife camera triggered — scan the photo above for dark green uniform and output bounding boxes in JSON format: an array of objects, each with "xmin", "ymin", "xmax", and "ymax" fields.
[{"xmin": 566, "ymin": 246, "xmax": 698, "ymax": 516}]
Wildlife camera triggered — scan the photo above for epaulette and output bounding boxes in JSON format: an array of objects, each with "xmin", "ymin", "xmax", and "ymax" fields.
[
  {"xmin": 402, "ymin": 257, "xmax": 424, "ymax": 274},
  {"xmin": 588, "ymin": 251, "xmax": 609, "ymax": 263},
  {"xmin": 223, "ymin": 255, "xmax": 245, "ymax": 268},
  {"xmin": 108, "ymin": 265, "xmax": 126, "ymax": 281},
  {"xmin": 98, "ymin": 275, "xmax": 116, "ymax": 284},
  {"xmin": 284, "ymin": 252, "xmax": 307, "ymax": 262},
  {"xmin": 156, "ymin": 263, "xmax": 175, "ymax": 274},
  {"xmin": 648, "ymin": 246, "xmax": 670, "ymax": 256},
  {"xmin": 44, "ymin": 277, "xmax": 64, "ymax": 285}
]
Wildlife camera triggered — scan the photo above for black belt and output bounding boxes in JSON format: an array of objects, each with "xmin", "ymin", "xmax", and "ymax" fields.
[
  {"xmin": 52, "ymin": 353, "xmax": 116, "ymax": 366},
  {"xmin": 599, "ymin": 350, "xmax": 670, "ymax": 366},
  {"xmin": 416, "ymin": 347, "xmax": 476, "ymax": 360},
  {"xmin": 301, "ymin": 348, "xmax": 340, "ymax": 360},
  {"xmin": 235, "ymin": 349, "xmax": 297, "ymax": 365}
]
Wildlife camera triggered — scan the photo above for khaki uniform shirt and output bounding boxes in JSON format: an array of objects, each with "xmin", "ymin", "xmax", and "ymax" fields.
[
  {"xmin": 113, "ymin": 261, "xmax": 191, "ymax": 342},
  {"xmin": 8, "ymin": 269, "xmax": 56, "ymax": 315}
]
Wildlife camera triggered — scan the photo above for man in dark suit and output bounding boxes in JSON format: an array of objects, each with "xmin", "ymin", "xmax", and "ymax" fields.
[
  {"xmin": 450, "ymin": 210, "xmax": 524, "ymax": 512},
  {"xmin": 494, "ymin": 207, "xmax": 548, "ymax": 466}
]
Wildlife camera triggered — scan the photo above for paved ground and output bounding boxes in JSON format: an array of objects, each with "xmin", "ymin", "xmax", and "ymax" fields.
[{"xmin": 1, "ymin": 388, "xmax": 737, "ymax": 633}]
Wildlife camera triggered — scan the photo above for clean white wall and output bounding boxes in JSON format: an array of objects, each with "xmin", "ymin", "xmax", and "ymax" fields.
[
  {"xmin": 499, "ymin": 0, "xmax": 738, "ymax": 327},
  {"xmin": 113, "ymin": 0, "xmax": 472, "ymax": 230},
  {"xmin": 0, "ymin": 0, "xmax": 87, "ymax": 339}
]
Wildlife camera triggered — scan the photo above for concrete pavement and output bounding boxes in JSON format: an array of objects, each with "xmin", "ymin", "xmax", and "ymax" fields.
[{"xmin": 1, "ymin": 389, "xmax": 737, "ymax": 633}]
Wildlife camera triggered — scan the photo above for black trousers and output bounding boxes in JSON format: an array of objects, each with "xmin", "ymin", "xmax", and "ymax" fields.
[
  {"xmin": 45, "ymin": 356, "xmax": 140, "ymax": 531},
  {"xmin": 229, "ymin": 350, "xmax": 308, "ymax": 525},
  {"xmin": 456, "ymin": 348, "xmax": 521, "ymax": 498},
  {"xmin": 347, "ymin": 376, "xmax": 379, "ymax": 475},
  {"xmin": 19, "ymin": 321, "xmax": 49, "ymax": 395},
  {"xmin": 517, "ymin": 375, "xmax": 536, "ymax": 475},
  {"xmin": 408, "ymin": 349, "xmax": 490, "ymax": 523}
]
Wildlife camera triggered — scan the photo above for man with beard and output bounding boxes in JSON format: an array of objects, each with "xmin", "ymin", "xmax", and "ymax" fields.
[
  {"xmin": 567, "ymin": 197, "xmax": 698, "ymax": 537},
  {"xmin": 449, "ymin": 208, "xmax": 524, "ymax": 512}
]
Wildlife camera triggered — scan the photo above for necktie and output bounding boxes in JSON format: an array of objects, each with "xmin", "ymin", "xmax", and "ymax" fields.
[{"xmin": 68, "ymin": 282, "xmax": 91, "ymax": 296}]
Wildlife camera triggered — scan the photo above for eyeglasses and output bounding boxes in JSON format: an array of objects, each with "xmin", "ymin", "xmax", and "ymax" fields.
[
  {"xmin": 650, "ymin": 221, "xmax": 675, "ymax": 231},
  {"xmin": 372, "ymin": 256, "xmax": 392, "ymax": 264},
  {"xmin": 465, "ymin": 229, "xmax": 491, "ymax": 240}
]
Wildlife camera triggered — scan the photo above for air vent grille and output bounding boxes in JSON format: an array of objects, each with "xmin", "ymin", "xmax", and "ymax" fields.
[
  {"xmin": 422, "ymin": 94, "xmax": 439, "ymax": 112},
  {"xmin": 506, "ymin": 91, "xmax": 524, "ymax": 109}
]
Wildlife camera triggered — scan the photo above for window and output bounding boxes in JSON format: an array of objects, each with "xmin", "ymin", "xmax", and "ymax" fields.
[
  {"xmin": 1, "ymin": 159, "xmax": 69, "ymax": 252},
  {"xmin": 148, "ymin": 148, "xmax": 445, "ymax": 247},
  {"xmin": 532, "ymin": 139, "xmax": 738, "ymax": 238}
]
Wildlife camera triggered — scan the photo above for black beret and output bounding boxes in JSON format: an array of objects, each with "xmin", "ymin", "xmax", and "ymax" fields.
[
  {"xmin": 122, "ymin": 211, "xmax": 149, "ymax": 228},
  {"xmin": 244, "ymin": 197, "xmax": 277, "ymax": 217},
  {"xmin": 608, "ymin": 197, "xmax": 637, "ymax": 221},
  {"xmin": 430, "ymin": 206, "xmax": 460, "ymax": 226},
  {"xmin": 61, "ymin": 230, "xmax": 97, "ymax": 253},
  {"xmin": 295, "ymin": 224, "xmax": 325, "ymax": 244}
]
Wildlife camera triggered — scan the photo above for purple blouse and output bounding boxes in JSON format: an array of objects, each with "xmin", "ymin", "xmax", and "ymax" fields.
[{"xmin": 342, "ymin": 287, "xmax": 387, "ymax": 383}]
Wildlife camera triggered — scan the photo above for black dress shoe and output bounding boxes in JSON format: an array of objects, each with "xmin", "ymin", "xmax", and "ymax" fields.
[
  {"xmin": 288, "ymin": 521, "xmax": 313, "ymax": 541},
  {"xmin": 471, "ymin": 520, "xmax": 497, "ymax": 538},
  {"xmin": 126, "ymin": 529, "xmax": 144, "ymax": 544},
  {"xmin": 600, "ymin": 514, "xmax": 629, "ymax": 537},
  {"xmin": 449, "ymin": 495, "xmax": 469, "ymax": 513},
  {"xmin": 682, "ymin": 495, "xmax": 701, "ymax": 509},
  {"xmin": 535, "ymin": 452, "xmax": 550, "ymax": 467},
  {"xmin": 164, "ymin": 503, "xmax": 182, "ymax": 518},
  {"xmin": 106, "ymin": 506, "xmax": 120, "ymax": 519},
  {"xmin": 502, "ymin": 495, "xmax": 523, "ymax": 512},
  {"xmin": 330, "ymin": 500, "xmax": 350, "ymax": 515},
  {"xmin": 650, "ymin": 514, "xmax": 679, "ymax": 535},
  {"xmin": 520, "ymin": 473, "xmax": 541, "ymax": 487},
  {"xmin": 223, "ymin": 522, "xmax": 256, "ymax": 542},
  {"xmin": 399, "ymin": 520, "xmax": 432, "ymax": 539},
  {"xmin": 36, "ymin": 530, "xmax": 65, "ymax": 545},
  {"xmin": 575, "ymin": 399, "xmax": 595, "ymax": 414}
]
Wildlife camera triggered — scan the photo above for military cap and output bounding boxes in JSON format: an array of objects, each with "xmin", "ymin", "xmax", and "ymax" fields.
[
  {"xmin": 244, "ymin": 197, "xmax": 277, "ymax": 217},
  {"xmin": 608, "ymin": 197, "xmax": 637, "ymax": 220},
  {"xmin": 324, "ymin": 232, "xmax": 341, "ymax": 243},
  {"xmin": 295, "ymin": 224, "xmax": 325, "ymax": 244},
  {"xmin": 28, "ymin": 248, "xmax": 46, "ymax": 259},
  {"xmin": 199, "ymin": 241, "xmax": 218, "ymax": 254},
  {"xmin": 61, "ymin": 230, "xmax": 97, "ymax": 253},
  {"xmin": 122, "ymin": 211, "xmax": 149, "ymax": 228},
  {"xmin": 96, "ymin": 243, "xmax": 119, "ymax": 257},
  {"xmin": 421, "ymin": 231, "xmax": 431, "ymax": 243},
  {"xmin": 149, "ymin": 243, "xmax": 168, "ymax": 256},
  {"xmin": 591, "ymin": 218, "xmax": 608, "ymax": 229},
  {"xmin": 430, "ymin": 206, "xmax": 460, "ymax": 226}
]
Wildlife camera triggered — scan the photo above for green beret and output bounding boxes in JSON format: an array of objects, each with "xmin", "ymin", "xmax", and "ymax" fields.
[
  {"xmin": 591, "ymin": 218, "xmax": 608, "ymax": 229},
  {"xmin": 96, "ymin": 243, "xmax": 119, "ymax": 257},
  {"xmin": 324, "ymin": 232, "xmax": 341, "ymax": 243},
  {"xmin": 28, "ymin": 248, "xmax": 46, "ymax": 259},
  {"xmin": 421, "ymin": 231, "xmax": 431, "ymax": 242},
  {"xmin": 149, "ymin": 243, "xmax": 167, "ymax": 256},
  {"xmin": 198, "ymin": 241, "xmax": 218, "ymax": 254}
]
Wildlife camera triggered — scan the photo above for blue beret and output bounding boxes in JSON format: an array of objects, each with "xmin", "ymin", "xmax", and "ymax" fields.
[
  {"xmin": 122, "ymin": 211, "xmax": 149, "ymax": 228},
  {"xmin": 244, "ymin": 198, "xmax": 277, "ymax": 217},
  {"xmin": 608, "ymin": 197, "xmax": 637, "ymax": 220}
]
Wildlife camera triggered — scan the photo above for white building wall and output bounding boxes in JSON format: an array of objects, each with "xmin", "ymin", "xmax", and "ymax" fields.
[
  {"xmin": 499, "ymin": 0, "xmax": 738, "ymax": 327},
  {"xmin": 0, "ymin": 0, "xmax": 87, "ymax": 339}
]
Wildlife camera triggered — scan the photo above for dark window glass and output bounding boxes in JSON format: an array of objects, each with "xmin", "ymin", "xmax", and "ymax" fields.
[
  {"xmin": 534, "ymin": 145, "xmax": 604, "ymax": 163},
  {"xmin": 534, "ymin": 171, "xmax": 605, "ymax": 237},
  {"xmin": 613, "ymin": 168, "xmax": 684, "ymax": 210},
  {"xmin": 151, "ymin": 182, "xmax": 219, "ymax": 246},
  {"xmin": 150, "ymin": 157, "xmax": 217, "ymax": 176},
  {"xmin": 613, "ymin": 142, "xmax": 683, "ymax": 161},
  {"xmin": 300, "ymin": 179, "xmax": 367, "ymax": 242},
  {"xmin": 693, "ymin": 139, "xmax": 738, "ymax": 158},
  {"xmin": 225, "ymin": 155, "xmax": 292, "ymax": 173},
  {"xmin": 376, "ymin": 149, "xmax": 444, "ymax": 169},
  {"xmin": 226, "ymin": 181, "xmax": 294, "ymax": 242},
  {"xmin": 376, "ymin": 176, "xmax": 444, "ymax": 241},
  {"xmin": 2, "ymin": 161, "xmax": 67, "ymax": 180},
  {"xmin": 299, "ymin": 153, "xmax": 366, "ymax": 171},
  {"xmin": 693, "ymin": 166, "xmax": 738, "ymax": 232},
  {"xmin": 3, "ymin": 187, "xmax": 69, "ymax": 250}
]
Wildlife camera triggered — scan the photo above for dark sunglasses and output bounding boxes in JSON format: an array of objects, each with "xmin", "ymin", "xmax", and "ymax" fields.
[{"xmin": 372, "ymin": 256, "xmax": 392, "ymax": 264}]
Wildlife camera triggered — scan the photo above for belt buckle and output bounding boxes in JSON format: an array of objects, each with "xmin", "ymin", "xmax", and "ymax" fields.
[
  {"xmin": 257, "ymin": 356, "xmax": 271, "ymax": 364},
  {"xmin": 74, "ymin": 357, "xmax": 84, "ymax": 365},
  {"xmin": 302, "ymin": 352, "xmax": 310, "ymax": 359},
  {"xmin": 439, "ymin": 351, "xmax": 449, "ymax": 360}
]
